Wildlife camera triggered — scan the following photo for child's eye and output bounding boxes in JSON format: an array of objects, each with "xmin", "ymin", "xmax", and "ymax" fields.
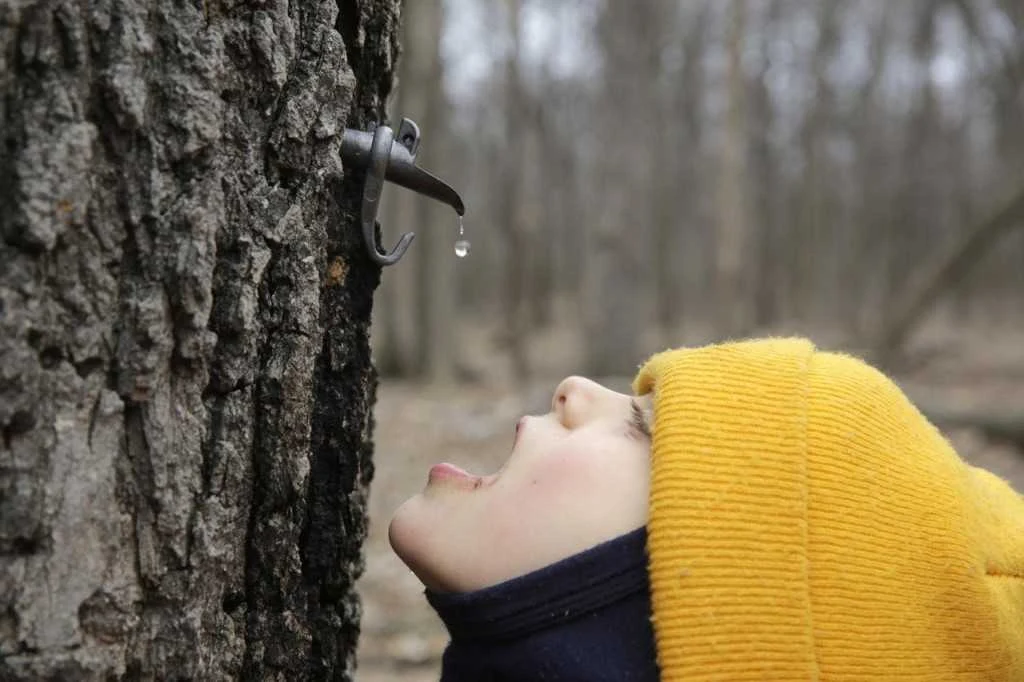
[{"xmin": 629, "ymin": 400, "xmax": 651, "ymax": 439}]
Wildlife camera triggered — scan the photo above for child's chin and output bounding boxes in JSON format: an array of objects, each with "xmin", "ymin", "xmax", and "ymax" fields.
[
  {"xmin": 387, "ymin": 502, "xmax": 413, "ymax": 554},
  {"xmin": 389, "ymin": 502, "xmax": 432, "ymax": 564},
  {"xmin": 387, "ymin": 520, "xmax": 445, "ymax": 590}
]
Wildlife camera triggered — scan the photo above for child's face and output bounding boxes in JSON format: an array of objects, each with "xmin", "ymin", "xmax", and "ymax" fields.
[{"xmin": 389, "ymin": 376, "xmax": 651, "ymax": 592}]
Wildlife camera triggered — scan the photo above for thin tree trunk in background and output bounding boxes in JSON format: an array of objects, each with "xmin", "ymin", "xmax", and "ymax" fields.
[
  {"xmin": 407, "ymin": 0, "xmax": 456, "ymax": 382},
  {"xmin": 582, "ymin": 1, "xmax": 664, "ymax": 374},
  {"xmin": 850, "ymin": 3, "xmax": 893, "ymax": 334},
  {"xmin": 715, "ymin": 0, "xmax": 751, "ymax": 337},
  {"xmin": 499, "ymin": 0, "xmax": 529, "ymax": 380},
  {"xmin": 750, "ymin": 1, "xmax": 782, "ymax": 330},
  {"xmin": 656, "ymin": 6, "xmax": 706, "ymax": 343},
  {"xmin": 652, "ymin": 136, "xmax": 681, "ymax": 342},
  {"xmin": 0, "ymin": 1, "xmax": 399, "ymax": 679},
  {"xmin": 375, "ymin": 0, "xmax": 450, "ymax": 380},
  {"xmin": 665, "ymin": 5, "xmax": 711, "ymax": 335},
  {"xmin": 528, "ymin": 94, "xmax": 555, "ymax": 329},
  {"xmin": 885, "ymin": 7, "xmax": 941, "ymax": 318},
  {"xmin": 552, "ymin": 108, "xmax": 582, "ymax": 301},
  {"xmin": 792, "ymin": 0, "xmax": 838, "ymax": 324}
]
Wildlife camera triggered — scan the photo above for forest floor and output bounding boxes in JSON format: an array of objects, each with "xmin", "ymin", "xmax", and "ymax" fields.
[{"xmin": 354, "ymin": 329, "xmax": 1024, "ymax": 682}]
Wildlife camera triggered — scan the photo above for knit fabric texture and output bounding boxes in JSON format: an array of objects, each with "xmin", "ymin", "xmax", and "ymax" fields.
[{"xmin": 632, "ymin": 337, "xmax": 1024, "ymax": 681}]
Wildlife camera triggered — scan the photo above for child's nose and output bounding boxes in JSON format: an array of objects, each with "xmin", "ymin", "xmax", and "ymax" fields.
[{"xmin": 552, "ymin": 376, "xmax": 626, "ymax": 428}]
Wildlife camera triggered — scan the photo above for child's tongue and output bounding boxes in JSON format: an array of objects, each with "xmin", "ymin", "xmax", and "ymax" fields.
[{"xmin": 429, "ymin": 462, "xmax": 474, "ymax": 482}]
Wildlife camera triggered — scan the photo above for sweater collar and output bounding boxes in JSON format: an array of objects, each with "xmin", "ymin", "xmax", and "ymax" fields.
[{"xmin": 426, "ymin": 527, "xmax": 649, "ymax": 642}]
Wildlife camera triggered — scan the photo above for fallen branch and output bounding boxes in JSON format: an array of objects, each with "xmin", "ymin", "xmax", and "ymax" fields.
[{"xmin": 871, "ymin": 183, "xmax": 1024, "ymax": 366}]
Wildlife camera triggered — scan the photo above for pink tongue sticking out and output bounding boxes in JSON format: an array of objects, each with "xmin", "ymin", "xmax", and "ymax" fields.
[{"xmin": 428, "ymin": 462, "xmax": 474, "ymax": 483}]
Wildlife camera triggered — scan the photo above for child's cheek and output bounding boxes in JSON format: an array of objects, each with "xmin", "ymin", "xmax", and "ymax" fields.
[
  {"xmin": 515, "ymin": 451, "xmax": 595, "ymax": 509},
  {"xmin": 484, "ymin": 455, "xmax": 579, "ymax": 525}
]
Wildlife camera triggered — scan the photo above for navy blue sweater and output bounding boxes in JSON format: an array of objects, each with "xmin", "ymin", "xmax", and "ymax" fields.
[{"xmin": 426, "ymin": 527, "xmax": 660, "ymax": 682}]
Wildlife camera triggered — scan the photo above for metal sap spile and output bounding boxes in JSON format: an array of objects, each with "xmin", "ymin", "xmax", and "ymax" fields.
[{"xmin": 340, "ymin": 118, "xmax": 466, "ymax": 266}]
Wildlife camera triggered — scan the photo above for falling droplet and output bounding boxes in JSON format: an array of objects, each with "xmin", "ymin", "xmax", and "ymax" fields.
[{"xmin": 454, "ymin": 216, "xmax": 469, "ymax": 258}]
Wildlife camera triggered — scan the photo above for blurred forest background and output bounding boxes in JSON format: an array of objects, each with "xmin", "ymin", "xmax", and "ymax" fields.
[
  {"xmin": 358, "ymin": 1, "xmax": 1024, "ymax": 679},
  {"xmin": 374, "ymin": 0, "xmax": 1024, "ymax": 382}
]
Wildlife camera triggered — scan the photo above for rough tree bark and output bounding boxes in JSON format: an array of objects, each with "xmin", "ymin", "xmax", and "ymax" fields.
[{"xmin": 0, "ymin": 1, "xmax": 399, "ymax": 679}]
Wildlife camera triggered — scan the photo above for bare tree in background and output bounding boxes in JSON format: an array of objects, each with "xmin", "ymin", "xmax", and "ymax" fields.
[
  {"xmin": 497, "ymin": 0, "xmax": 531, "ymax": 380},
  {"xmin": 749, "ymin": 0, "xmax": 784, "ymax": 330},
  {"xmin": 411, "ymin": 0, "xmax": 458, "ymax": 383},
  {"xmin": 715, "ymin": 0, "xmax": 752, "ymax": 337},
  {"xmin": 581, "ymin": 0, "xmax": 671, "ymax": 375},
  {"xmin": 654, "ymin": 5, "xmax": 709, "ymax": 342},
  {"xmin": 370, "ymin": 0, "xmax": 1024, "ymax": 381},
  {"xmin": 0, "ymin": 1, "xmax": 400, "ymax": 679},
  {"xmin": 372, "ymin": 0, "xmax": 452, "ymax": 381}
]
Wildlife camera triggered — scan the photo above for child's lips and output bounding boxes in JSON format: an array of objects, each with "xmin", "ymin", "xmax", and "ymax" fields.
[
  {"xmin": 426, "ymin": 418, "xmax": 527, "ymax": 491},
  {"xmin": 427, "ymin": 461, "xmax": 502, "ymax": 491}
]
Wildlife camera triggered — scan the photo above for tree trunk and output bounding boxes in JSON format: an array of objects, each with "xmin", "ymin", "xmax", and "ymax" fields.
[
  {"xmin": 791, "ymin": 0, "xmax": 837, "ymax": 324},
  {"xmin": 407, "ymin": 0, "xmax": 456, "ymax": 383},
  {"xmin": 715, "ymin": 0, "xmax": 751, "ymax": 337},
  {"xmin": 656, "ymin": 5, "xmax": 707, "ymax": 343},
  {"xmin": 498, "ymin": 0, "xmax": 530, "ymax": 381},
  {"xmin": 749, "ymin": 5, "xmax": 780, "ymax": 330},
  {"xmin": 371, "ymin": 0, "xmax": 449, "ymax": 382},
  {"xmin": 582, "ymin": 0, "xmax": 664, "ymax": 376},
  {"xmin": 0, "ymin": 1, "xmax": 399, "ymax": 680}
]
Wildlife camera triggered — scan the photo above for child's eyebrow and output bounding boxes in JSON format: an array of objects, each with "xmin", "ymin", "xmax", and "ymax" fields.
[{"xmin": 629, "ymin": 399, "xmax": 653, "ymax": 439}]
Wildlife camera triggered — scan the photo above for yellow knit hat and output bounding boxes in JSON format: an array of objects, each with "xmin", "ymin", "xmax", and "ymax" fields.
[{"xmin": 633, "ymin": 338, "xmax": 1024, "ymax": 681}]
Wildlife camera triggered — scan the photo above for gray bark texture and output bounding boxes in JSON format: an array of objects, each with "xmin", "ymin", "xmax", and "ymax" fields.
[{"xmin": 0, "ymin": 0, "xmax": 399, "ymax": 679}]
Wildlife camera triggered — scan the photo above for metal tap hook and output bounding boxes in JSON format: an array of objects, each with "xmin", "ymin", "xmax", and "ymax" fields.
[{"xmin": 340, "ymin": 118, "xmax": 466, "ymax": 266}]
